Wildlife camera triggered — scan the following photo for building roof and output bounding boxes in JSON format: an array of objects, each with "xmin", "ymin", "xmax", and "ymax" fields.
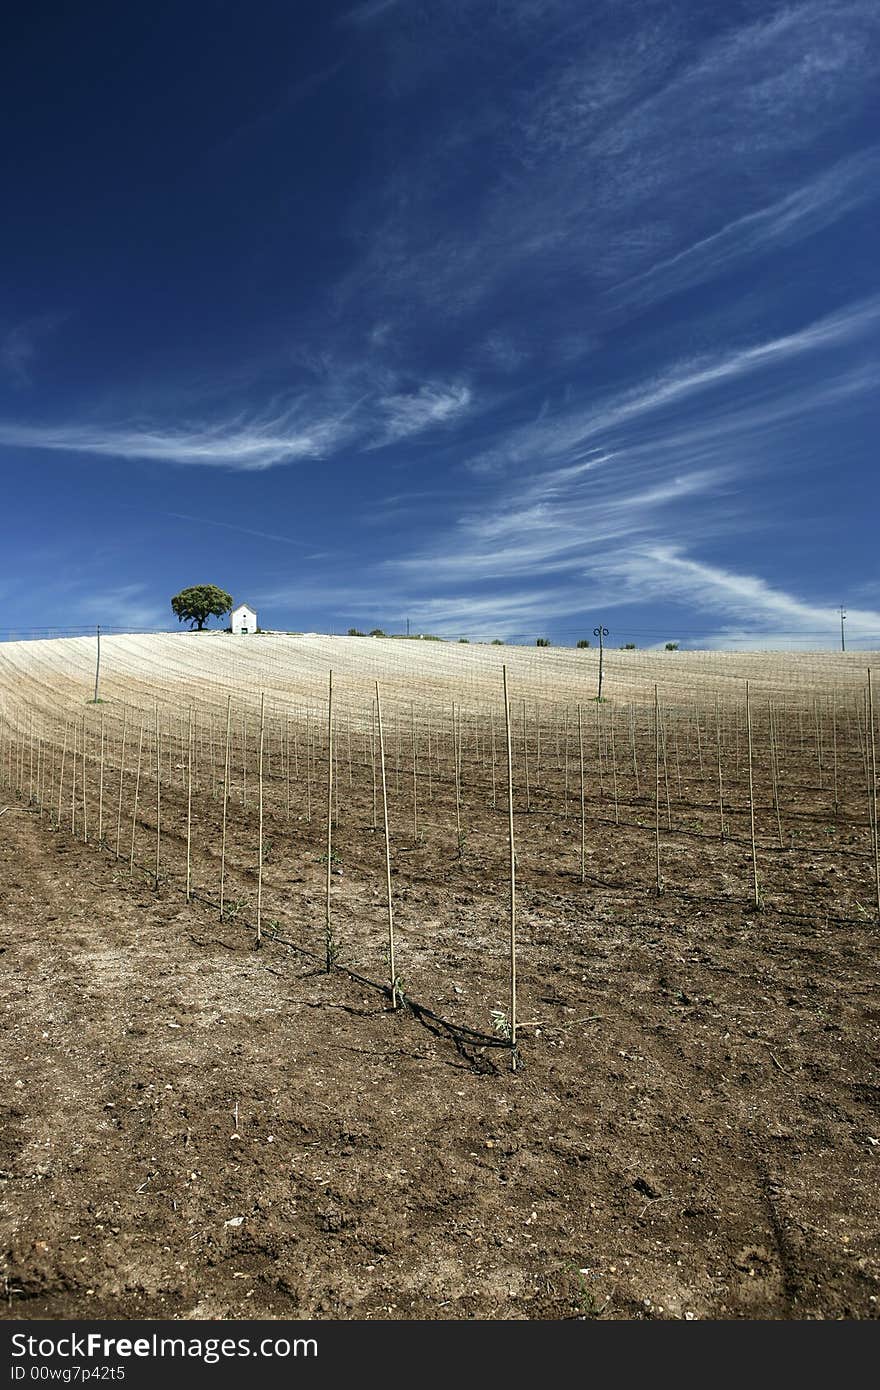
[{"xmin": 232, "ymin": 601, "xmax": 257, "ymax": 612}]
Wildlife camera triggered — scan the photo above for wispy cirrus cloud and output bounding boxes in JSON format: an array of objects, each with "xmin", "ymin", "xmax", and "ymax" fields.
[
  {"xmin": 340, "ymin": 0, "xmax": 880, "ymax": 335},
  {"xmin": 376, "ymin": 381, "xmax": 472, "ymax": 444},
  {"xmin": 0, "ymin": 374, "xmax": 476, "ymax": 468},
  {"xmin": 607, "ymin": 145, "xmax": 880, "ymax": 313},
  {"xmin": 0, "ymin": 408, "xmax": 342, "ymax": 470},
  {"xmin": 601, "ymin": 548, "xmax": 880, "ymax": 648},
  {"xmin": 465, "ymin": 294, "xmax": 880, "ymax": 475},
  {"xmin": 356, "ymin": 292, "xmax": 880, "ymax": 644}
]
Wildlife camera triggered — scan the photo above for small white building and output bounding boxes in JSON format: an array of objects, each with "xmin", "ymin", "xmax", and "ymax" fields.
[{"xmin": 231, "ymin": 602, "xmax": 257, "ymax": 635}]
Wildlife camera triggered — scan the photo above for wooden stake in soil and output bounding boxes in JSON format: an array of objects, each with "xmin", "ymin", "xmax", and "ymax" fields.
[
  {"xmin": 426, "ymin": 708, "xmax": 433, "ymax": 801},
  {"xmin": 129, "ymin": 720, "xmax": 145, "ymax": 880},
  {"xmin": 522, "ymin": 698, "xmax": 531, "ymax": 813},
  {"xmin": 241, "ymin": 711, "xmax": 247, "ymax": 808},
  {"xmin": 256, "ymin": 691, "xmax": 265, "ymax": 946},
  {"xmin": 659, "ymin": 701, "xmax": 672, "ymax": 831},
  {"xmin": 453, "ymin": 703, "xmax": 462, "ymax": 853},
  {"xmin": 831, "ymin": 697, "xmax": 839, "ymax": 814},
  {"xmin": 746, "ymin": 680, "xmax": 760, "ymax": 909},
  {"xmin": 220, "ymin": 695, "xmax": 231, "ymax": 918},
  {"xmin": 70, "ymin": 717, "xmax": 78, "ymax": 837},
  {"xmin": 185, "ymin": 706, "xmax": 194, "ymax": 902},
  {"xmin": 654, "ymin": 685, "xmax": 662, "ymax": 895},
  {"xmin": 115, "ymin": 710, "xmax": 127, "ymax": 857},
  {"xmin": 325, "ymin": 671, "xmax": 334, "ymax": 971},
  {"xmin": 715, "ymin": 694, "xmax": 725, "ymax": 841},
  {"xmin": 814, "ymin": 699, "xmax": 823, "ymax": 790},
  {"xmin": 56, "ymin": 722, "xmax": 68, "ymax": 827},
  {"xmin": 375, "ymin": 681, "xmax": 397, "ymax": 1007},
  {"xmin": 535, "ymin": 700, "xmax": 541, "ymax": 789},
  {"xmin": 306, "ymin": 708, "xmax": 312, "ymax": 824},
  {"xmin": 563, "ymin": 706, "xmax": 570, "ymax": 816},
  {"xmin": 411, "ymin": 700, "xmax": 418, "ymax": 843},
  {"xmin": 502, "ymin": 666, "xmax": 517, "ymax": 1070},
  {"xmin": 577, "ymin": 703, "xmax": 586, "ymax": 883},
  {"xmin": 370, "ymin": 698, "xmax": 378, "ymax": 830},
  {"xmin": 154, "ymin": 704, "xmax": 161, "ymax": 888},
  {"xmin": 81, "ymin": 715, "xmax": 88, "ymax": 843},
  {"xmin": 630, "ymin": 702, "xmax": 640, "ymax": 796},
  {"xmin": 98, "ymin": 710, "xmax": 105, "ymax": 846},
  {"xmin": 285, "ymin": 713, "xmax": 291, "ymax": 822},
  {"xmin": 868, "ymin": 669, "xmax": 880, "ymax": 922}
]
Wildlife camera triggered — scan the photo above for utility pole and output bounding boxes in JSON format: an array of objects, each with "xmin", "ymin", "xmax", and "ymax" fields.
[
  {"xmin": 594, "ymin": 624, "xmax": 609, "ymax": 700},
  {"xmin": 406, "ymin": 617, "xmax": 410, "ymax": 638},
  {"xmin": 93, "ymin": 625, "xmax": 101, "ymax": 703},
  {"xmin": 839, "ymin": 606, "xmax": 846, "ymax": 653}
]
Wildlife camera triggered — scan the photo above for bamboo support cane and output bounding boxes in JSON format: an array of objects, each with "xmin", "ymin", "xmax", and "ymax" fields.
[
  {"xmin": 654, "ymin": 686, "xmax": 662, "ymax": 894},
  {"xmin": 371, "ymin": 698, "xmax": 378, "ymax": 830},
  {"xmin": 522, "ymin": 698, "xmax": 530, "ymax": 812},
  {"xmin": 411, "ymin": 701, "xmax": 418, "ymax": 842},
  {"xmin": 98, "ymin": 710, "xmax": 105, "ymax": 845},
  {"xmin": 609, "ymin": 700, "xmax": 619, "ymax": 824},
  {"xmin": 578, "ymin": 703, "xmax": 586, "ymax": 883},
  {"xmin": 325, "ymin": 672, "xmax": 334, "ymax": 971},
  {"xmin": 220, "ymin": 695, "xmax": 231, "ymax": 918},
  {"xmin": 715, "ymin": 695, "xmax": 724, "ymax": 840},
  {"xmin": 129, "ymin": 721, "xmax": 144, "ymax": 879},
  {"xmin": 376, "ymin": 681, "xmax": 396, "ymax": 1007},
  {"xmin": 868, "ymin": 670, "xmax": 880, "ymax": 922},
  {"xmin": 746, "ymin": 681, "xmax": 760, "ymax": 908},
  {"xmin": 115, "ymin": 710, "xmax": 127, "ymax": 857},
  {"xmin": 185, "ymin": 706, "xmax": 194, "ymax": 902},
  {"xmin": 257, "ymin": 691, "xmax": 265, "ymax": 945},
  {"xmin": 81, "ymin": 715, "xmax": 89, "ymax": 842},
  {"xmin": 70, "ymin": 717, "xmax": 77, "ymax": 837},
  {"xmin": 502, "ymin": 666, "xmax": 517, "ymax": 1070},
  {"xmin": 154, "ymin": 704, "xmax": 161, "ymax": 887}
]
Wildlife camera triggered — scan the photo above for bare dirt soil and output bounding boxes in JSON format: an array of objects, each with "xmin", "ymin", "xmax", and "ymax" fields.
[{"xmin": 2, "ymin": 750, "xmax": 879, "ymax": 1321}]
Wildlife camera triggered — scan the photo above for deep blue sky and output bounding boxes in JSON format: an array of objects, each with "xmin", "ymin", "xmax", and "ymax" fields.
[{"xmin": 2, "ymin": 0, "xmax": 879, "ymax": 647}]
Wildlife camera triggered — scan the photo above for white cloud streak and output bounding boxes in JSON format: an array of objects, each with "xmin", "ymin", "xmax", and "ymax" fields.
[
  {"xmin": 341, "ymin": 1, "xmax": 880, "ymax": 327},
  {"xmin": 0, "ymin": 376, "xmax": 474, "ymax": 469},
  {"xmin": 376, "ymin": 382, "xmax": 472, "ymax": 444},
  {"xmin": 466, "ymin": 295, "xmax": 880, "ymax": 475},
  {"xmin": 0, "ymin": 410, "xmax": 340, "ymax": 470},
  {"xmin": 602, "ymin": 548, "xmax": 880, "ymax": 647},
  {"xmin": 607, "ymin": 145, "xmax": 880, "ymax": 312}
]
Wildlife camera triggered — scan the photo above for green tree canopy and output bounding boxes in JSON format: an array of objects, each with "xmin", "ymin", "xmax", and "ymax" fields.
[{"xmin": 171, "ymin": 584, "xmax": 233, "ymax": 631}]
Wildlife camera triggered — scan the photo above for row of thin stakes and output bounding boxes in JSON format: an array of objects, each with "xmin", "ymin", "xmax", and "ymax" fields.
[
  {"xmin": 2, "ymin": 665, "xmax": 880, "ymax": 1065},
  {"xmin": 0, "ymin": 667, "xmax": 523, "ymax": 1068}
]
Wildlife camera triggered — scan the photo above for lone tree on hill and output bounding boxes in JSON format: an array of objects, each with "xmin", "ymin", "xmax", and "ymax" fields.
[{"xmin": 171, "ymin": 584, "xmax": 233, "ymax": 631}]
